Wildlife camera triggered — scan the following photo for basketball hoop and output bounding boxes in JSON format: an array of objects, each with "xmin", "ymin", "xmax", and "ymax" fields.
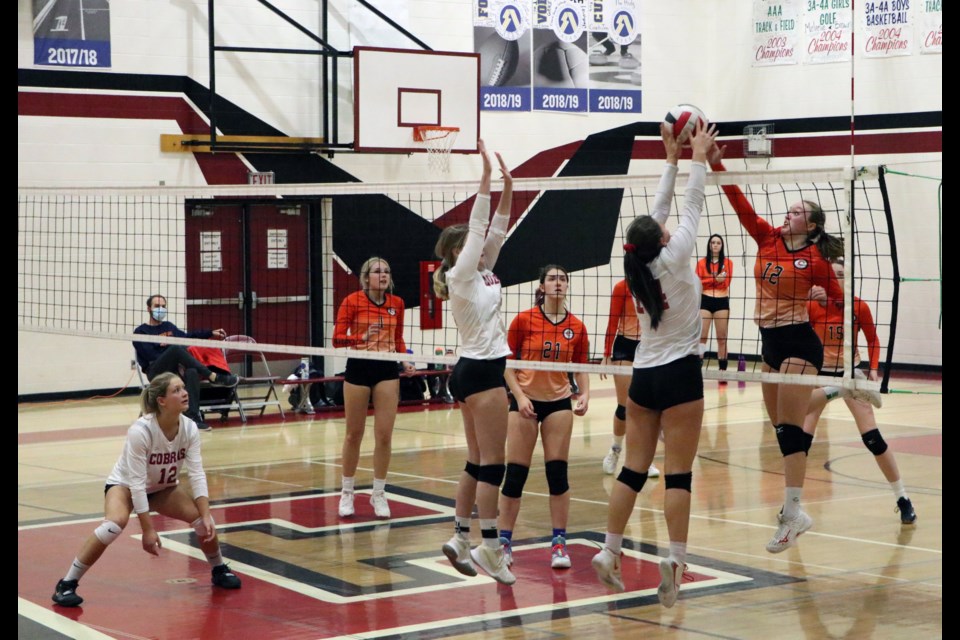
[{"xmin": 414, "ymin": 126, "xmax": 460, "ymax": 174}]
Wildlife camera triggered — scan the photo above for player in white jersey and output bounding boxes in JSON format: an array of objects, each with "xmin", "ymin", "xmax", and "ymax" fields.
[
  {"xmin": 51, "ymin": 372, "xmax": 242, "ymax": 607},
  {"xmin": 433, "ymin": 139, "xmax": 516, "ymax": 585},
  {"xmin": 593, "ymin": 120, "xmax": 716, "ymax": 608}
]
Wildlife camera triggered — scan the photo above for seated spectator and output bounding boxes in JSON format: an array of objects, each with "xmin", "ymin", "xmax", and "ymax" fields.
[{"xmin": 133, "ymin": 295, "xmax": 238, "ymax": 430}]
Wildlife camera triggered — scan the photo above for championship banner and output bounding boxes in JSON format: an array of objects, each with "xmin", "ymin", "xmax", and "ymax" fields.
[
  {"xmin": 32, "ymin": 0, "xmax": 112, "ymax": 68},
  {"xmin": 919, "ymin": 0, "xmax": 941, "ymax": 54},
  {"xmin": 862, "ymin": 0, "xmax": 912, "ymax": 57},
  {"xmin": 475, "ymin": 1, "xmax": 533, "ymax": 111},
  {"xmin": 532, "ymin": 0, "xmax": 589, "ymax": 113},
  {"xmin": 588, "ymin": 0, "xmax": 642, "ymax": 113},
  {"xmin": 752, "ymin": 0, "xmax": 801, "ymax": 66},
  {"xmin": 804, "ymin": 0, "xmax": 852, "ymax": 64}
]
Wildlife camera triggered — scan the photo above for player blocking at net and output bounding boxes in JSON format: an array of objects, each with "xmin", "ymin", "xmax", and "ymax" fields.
[
  {"xmin": 434, "ymin": 139, "xmax": 516, "ymax": 585},
  {"xmin": 592, "ymin": 119, "xmax": 716, "ymax": 608},
  {"xmin": 52, "ymin": 372, "xmax": 241, "ymax": 607}
]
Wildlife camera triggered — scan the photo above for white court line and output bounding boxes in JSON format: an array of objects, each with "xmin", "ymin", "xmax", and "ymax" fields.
[{"xmin": 18, "ymin": 598, "xmax": 133, "ymax": 640}]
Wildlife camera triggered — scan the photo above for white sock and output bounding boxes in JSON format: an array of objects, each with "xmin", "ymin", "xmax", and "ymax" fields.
[
  {"xmin": 823, "ymin": 386, "xmax": 844, "ymax": 401},
  {"xmin": 65, "ymin": 558, "xmax": 90, "ymax": 582},
  {"xmin": 372, "ymin": 478, "xmax": 386, "ymax": 493},
  {"xmin": 890, "ymin": 479, "xmax": 907, "ymax": 499},
  {"xmin": 205, "ymin": 550, "xmax": 224, "ymax": 567},
  {"xmin": 612, "ymin": 435, "xmax": 624, "ymax": 449},
  {"xmin": 455, "ymin": 515, "xmax": 471, "ymax": 537},
  {"xmin": 604, "ymin": 533, "xmax": 624, "ymax": 555},
  {"xmin": 783, "ymin": 488, "xmax": 803, "ymax": 518},
  {"xmin": 341, "ymin": 476, "xmax": 355, "ymax": 493},
  {"xmin": 669, "ymin": 541, "xmax": 687, "ymax": 566}
]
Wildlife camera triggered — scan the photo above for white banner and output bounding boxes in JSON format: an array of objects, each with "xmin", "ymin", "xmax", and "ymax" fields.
[
  {"xmin": 804, "ymin": 0, "xmax": 853, "ymax": 64},
  {"xmin": 919, "ymin": 0, "xmax": 942, "ymax": 54},
  {"xmin": 753, "ymin": 0, "xmax": 802, "ymax": 66},
  {"xmin": 863, "ymin": 0, "xmax": 912, "ymax": 57}
]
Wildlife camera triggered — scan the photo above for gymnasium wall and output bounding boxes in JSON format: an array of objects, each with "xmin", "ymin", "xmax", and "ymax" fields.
[{"xmin": 17, "ymin": 0, "xmax": 941, "ymax": 396}]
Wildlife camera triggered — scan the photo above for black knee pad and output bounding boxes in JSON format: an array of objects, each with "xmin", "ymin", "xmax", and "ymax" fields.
[
  {"xmin": 616, "ymin": 466, "xmax": 648, "ymax": 493},
  {"xmin": 615, "ymin": 404, "xmax": 626, "ymax": 421},
  {"xmin": 664, "ymin": 472, "xmax": 693, "ymax": 492},
  {"xmin": 544, "ymin": 460, "xmax": 569, "ymax": 496},
  {"xmin": 464, "ymin": 461, "xmax": 480, "ymax": 480},
  {"xmin": 500, "ymin": 463, "xmax": 529, "ymax": 498},
  {"xmin": 477, "ymin": 464, "xmax": 506, "ymax": 487},
  {"xmin": 803, "ymin": 431, "xmax": 814, "ymax": 455},
  {"xmin": 861, "ymin": 429, "xmax": 889, "ymax": 456},
  {"xmin": 775, "ymin": 424, "xmax": 807, "ymax": 457}
]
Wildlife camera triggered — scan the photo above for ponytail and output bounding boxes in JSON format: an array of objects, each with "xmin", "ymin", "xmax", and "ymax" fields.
[
  {"xmin": 803, "ymin": 200, "xmax": 844, "ymax": 260},
  {"xmin": 140, "ymin": 371, "xmax": 179, "ymax": 416},
  {"xmin": 433, "ymin": 224, "xmax": 470, "ymax": 301},
  {"xmin": 433, "ymin": 261, "xmax": 451, "ymax": 301},
  {"xmin": 623, "ymin": 216, "xmax": 667, "ymax": 329}
]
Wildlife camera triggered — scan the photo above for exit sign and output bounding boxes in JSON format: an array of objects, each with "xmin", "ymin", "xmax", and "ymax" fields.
[{"xmin": 248, "ymin": 171, "xmax": 275, "ymax": 185}]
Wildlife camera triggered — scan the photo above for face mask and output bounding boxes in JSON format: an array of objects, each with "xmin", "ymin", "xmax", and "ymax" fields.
[{"xmin": 151, "ymin": 307, "xmax": 167, "ymax": 322}]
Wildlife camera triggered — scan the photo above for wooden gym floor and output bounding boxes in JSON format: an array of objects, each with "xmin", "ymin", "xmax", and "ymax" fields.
[{"xmin": 18, "ymin": 372, "xmax": 942, "ymax": 639}]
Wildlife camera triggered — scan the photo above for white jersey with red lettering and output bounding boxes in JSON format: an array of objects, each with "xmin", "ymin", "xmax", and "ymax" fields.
[{"xmin": 106, "ymin": 414, "xmax": 208, "ymax": 514}]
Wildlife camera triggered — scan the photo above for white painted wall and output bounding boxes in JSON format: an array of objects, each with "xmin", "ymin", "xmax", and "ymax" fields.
[{"xmin": 18, "ymin": 0, "xmax": 941, "ymax": 395}]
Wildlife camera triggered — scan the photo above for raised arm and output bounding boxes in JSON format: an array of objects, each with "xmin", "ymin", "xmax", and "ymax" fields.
[
  {"xmin": 709, "ymin": 146, "xmax": 772, "ymax": 242},
  {"xmin": 661, "ymin": 121, "xmax": 714, "ymax": 266},
  {"xmin": 651, "ymin": 123, "xmax": 682, "ymax": 223},
  {"xmin": 482, "ymin": 151, "xmax": 513, "ymax": 270},
  {"xmin": 453, "ymin": 142, "xmax": 494, "ymax": 275}
]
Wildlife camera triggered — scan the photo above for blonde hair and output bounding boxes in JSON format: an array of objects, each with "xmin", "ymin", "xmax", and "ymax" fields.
[
  {"xmin": 359, "ymin": 257, "xmax": 393, "ymax": 293},
  {"xmin": 140, "ymin": 372, "xmax": 181, "ymax": 415},
  {"xmin": 432, "ymin": 225, "xmax": 469, "ymax": 301}
]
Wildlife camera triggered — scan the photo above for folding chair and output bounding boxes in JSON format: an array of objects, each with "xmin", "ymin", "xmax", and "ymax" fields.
[{"xmin": 200, "ymin": 335, "xmax": 285, "ymax": 423}]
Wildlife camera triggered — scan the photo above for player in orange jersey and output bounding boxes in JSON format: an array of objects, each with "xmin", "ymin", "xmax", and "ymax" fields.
[
  {"xmin": 599, "ymin": 279, "xmax": 661, "ymax": 478},
  {"xmin": 713, "ymin": 151, "xmax": 844, "ymax": 554},
  {"xmin": 804, "ymin": 258, "xmax": 916, "ymax": 524},
  {"xmin": 333, "ymin": 257, "xmax": 415, "ymax": 520},
  {"xmin": 498, "ymin": 265, "xmax": 590, "ymax": 570},
  {"xmin": 696, "ymin": 234, "xmax": 734, "ymax": 377}
]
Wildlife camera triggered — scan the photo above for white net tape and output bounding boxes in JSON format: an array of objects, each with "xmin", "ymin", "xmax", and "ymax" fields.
[{"xmin": 419, "ymin": 127, "xmax": 459, "ymax": 173}]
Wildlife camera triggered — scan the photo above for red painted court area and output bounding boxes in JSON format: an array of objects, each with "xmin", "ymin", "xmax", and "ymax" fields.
[{"xmin": 20, "ymin": 493, "xmax": 725, "ymax": 639}]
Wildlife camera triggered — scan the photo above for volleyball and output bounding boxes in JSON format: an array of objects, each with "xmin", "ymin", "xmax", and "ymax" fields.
[{"xmin": 664, "ymin": 104, "xmax": 707, "ymax": 142}]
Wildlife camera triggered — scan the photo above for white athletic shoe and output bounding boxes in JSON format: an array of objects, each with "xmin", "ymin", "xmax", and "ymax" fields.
[
  {"xmin": 657, "ymin": 558, "xmax": 685, "ymax": 608},
  {"xmin": 442, "ymin": 535, "xmax": 477, "ymax": 577},
  {"xmin": 647, "ymin": 463, "xmax": 661, "ymax": 478},
  {"xmin": 849, "ymin": 387, "xmax": 883, "ymax": 408},
  {"xmin": 370, "ymin": 490, "xmax": 391, "ymax": 519},
  {"xmin": 591, "ymin": 547, "xmax": 624, "ymax": 592},
  {"xmin": 471, "ymin": 544, "xmax": 516, "ymax": 585},
  {"xmin": 602, "ymin": 446, "xmax": 621, "ymax": 475},
  {"xmin": 550, "ymin": 536, "xmax": 572, "ymax": 569},
  {"xmin": 765, "ymin": 509, "xmax": 814, "ymax": 553},
  {"xmin": 338, "ymin": 491, "xmax": 355, "ymax": 517}
]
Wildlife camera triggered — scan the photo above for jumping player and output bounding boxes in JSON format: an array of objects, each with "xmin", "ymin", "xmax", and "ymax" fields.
[
  {"xmin": 434, "ymin": 140, "xmax": 516, "ymax": 585},
  {"xmin": 592, "ymin": 120, "xmax": 717, "ymax": 608}
]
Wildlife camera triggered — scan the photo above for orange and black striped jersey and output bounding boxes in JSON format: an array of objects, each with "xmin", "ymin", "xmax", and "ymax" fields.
[
  {"xmin": 808, "ymin": 296, "xmax": 880, "ymax": 371},
  {"xmin": 602, "ymin": 279, "xmax": 641, "ymax": 358},
  {"xmin": 696, "ymin": 258, "xmax": 733, "ymax": 294},
  {"xmin": 508, "ymin": 306, "xmax": 589, "ymax": 402},
  {"xmin": 333, "ymin": 291, "xmax": 407, "ymax": 353},
  {"xmin": 713, "ymin": 163, "xmax": 842, "ymax": 328}
]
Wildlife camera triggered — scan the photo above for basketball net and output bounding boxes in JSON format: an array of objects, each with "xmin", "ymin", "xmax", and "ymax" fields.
[{"xmin": 414, "ymin": 126, "xmax": 459, "ymax": 174}]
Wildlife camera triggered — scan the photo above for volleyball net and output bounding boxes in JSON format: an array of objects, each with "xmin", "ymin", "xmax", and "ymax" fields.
[{"xmin": 18, "ymin": 166, "xmax": 896, "ymax": 392}]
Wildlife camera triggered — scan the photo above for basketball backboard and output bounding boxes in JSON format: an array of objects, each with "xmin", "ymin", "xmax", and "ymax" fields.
[{"xmin": 354, "ymin": 47, "xmax": 480, "ymax": 154}]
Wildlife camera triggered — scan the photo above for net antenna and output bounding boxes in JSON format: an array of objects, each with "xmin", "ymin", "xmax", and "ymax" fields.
[{"xmin": 414, "ymin": 125, "xmax": 460, "ymax": 174}]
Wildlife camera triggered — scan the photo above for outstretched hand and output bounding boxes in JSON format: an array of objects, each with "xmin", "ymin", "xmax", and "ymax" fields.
[
  {"xmin": 660, "ymin": 122, "xmax": 683, "ymax": 164},
  {"xmin": 689, "ymin": 120, "xmax": 719, "ymax": 163},
  {"xmin": 708, "ymin": 140, "xmax": 727, "ymax": 166},
  {"xmin": 478, "ymin": 138, "xmax": 492, "ymax": 175},
  {"xmin": 494, "ymin": 151, "xmax": 512, "ymax": 185}
]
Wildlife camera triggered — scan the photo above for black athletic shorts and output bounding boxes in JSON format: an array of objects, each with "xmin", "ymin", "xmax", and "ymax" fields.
[
  {"xmin": 611, "ymin": 335, "xmax": 640, "ymax": 362},
  {"xmin": 628, "ymin": 355, "xmax": 704, "ymax": 411},
  {"xmin": 508, "ymin": 396, "xmax": 572, "ymax": 422},
  {"xmin": 449, "ymin": 356, "xmax": 507, "ymax": 402},
  {"xmin": 344, "ymin": 357, "xmax": 400, "ymax": 387},
  {"xmin": 760, "ymin": 323, "xmax": 824, "ymax": 373},
  {"xmin": 700, "ymin": 295, "xmax": 730, "ymax": 314}
]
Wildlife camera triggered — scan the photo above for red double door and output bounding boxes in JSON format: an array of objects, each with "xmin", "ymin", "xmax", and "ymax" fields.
[{"xmin": 184, "ymin": 202, "xmax": 312, "ymax": 360}]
